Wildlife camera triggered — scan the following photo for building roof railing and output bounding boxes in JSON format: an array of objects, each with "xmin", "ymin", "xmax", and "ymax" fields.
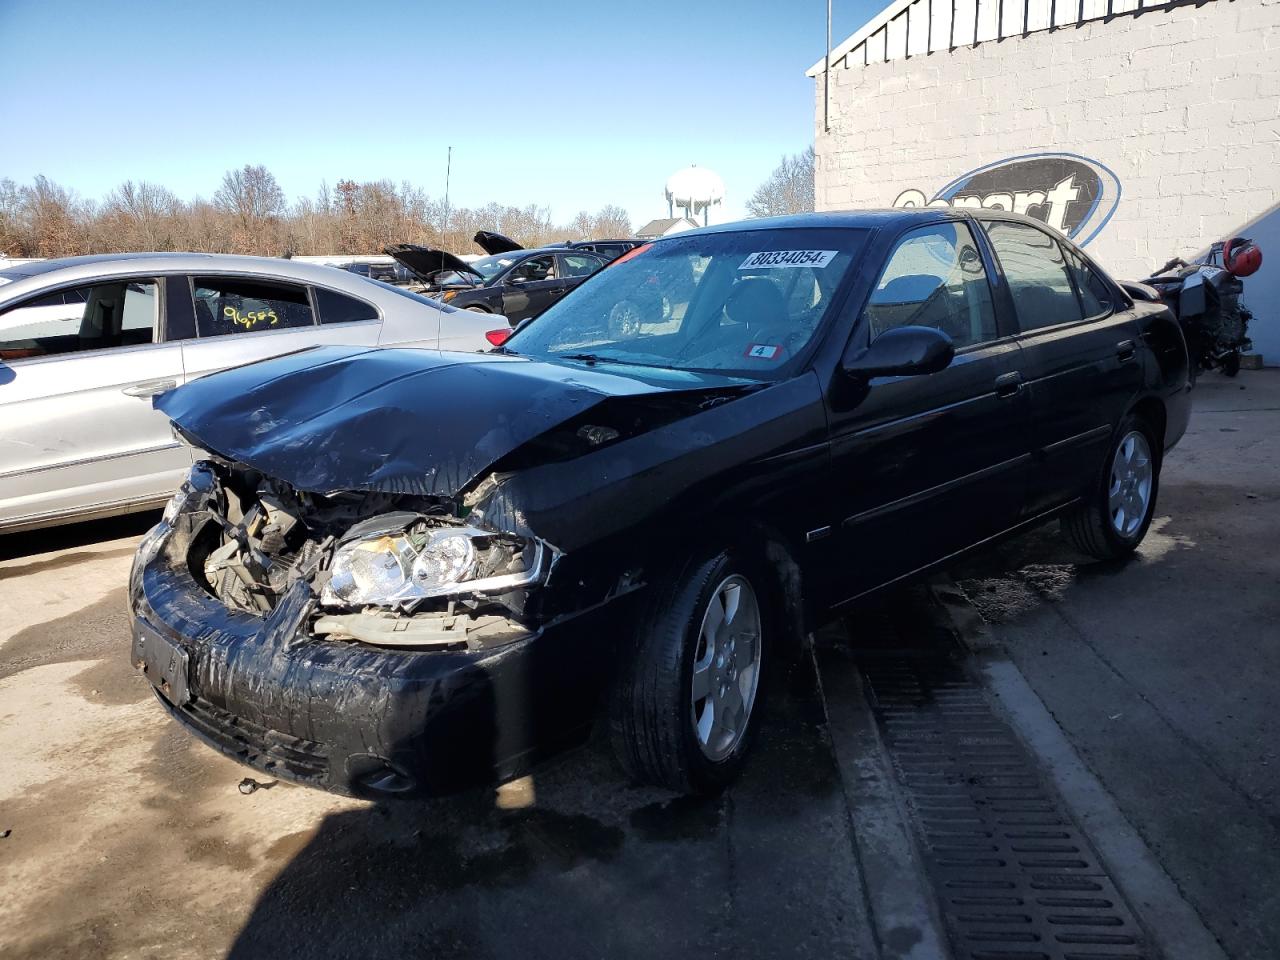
[{"xmin": 807, "ymin": 0, "xmax": 1219, "ymax": 75}]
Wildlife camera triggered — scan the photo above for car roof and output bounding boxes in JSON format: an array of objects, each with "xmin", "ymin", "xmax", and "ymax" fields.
[
  {"xmin": 477, "ymin": 247, "xmax": 602, "ymax": 260},
  {"xmin": 0, "ymin": 251, "xmax": 443, "ymax": 307},
  {"xmin": 668, "ymin": 208, "xmax": 1050, "ymax": 238}
]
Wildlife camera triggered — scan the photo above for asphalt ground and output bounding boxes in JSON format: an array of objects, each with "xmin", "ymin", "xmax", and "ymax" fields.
[
  {"xmin": 0, "ymin": 512, "xmax": 875, "ymax": 960},
  {"xmin": 949, "ymin": 368, "xmax": 1280, "ymax": 959},
  {"xmin": 1, "ymin": 369, "xmax": 1275, "ymax": 959}
]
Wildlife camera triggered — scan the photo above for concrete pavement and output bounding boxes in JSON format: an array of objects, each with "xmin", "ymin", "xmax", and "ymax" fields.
[
  {"xmin": 1, "ymin": 369, "xmax": 1276, "ymax": 959},
  {"xmin": 0, "ymin": 514, "xmax": 874, "ymax": 960},
  {"xmin": 951, "ymin": 368, "xmax": 1280, "ymax": 959}
]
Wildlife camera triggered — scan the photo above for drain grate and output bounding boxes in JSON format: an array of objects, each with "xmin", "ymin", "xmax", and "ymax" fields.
[{"xmin": 858, "ymin": 651, "xmax": 1153, "ymax": 960}]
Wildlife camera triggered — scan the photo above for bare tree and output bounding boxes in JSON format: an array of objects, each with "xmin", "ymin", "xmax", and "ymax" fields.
[
  {"xmin": 20, "ymin": 176, "xmax": 90, "ymax": 257},
  {"xmin": 592, "ymin": 204, "xmax": 633, "ymax": 237},
  {"xmin": 569, "ymin": 211, "xmax": 594, "ymax": 240},
  {"xmin": 746, "ymin": 147, "xmax": 815, "ymax": 219},
  {"xmin": 214, "ymin": 164, "xmax": 286, "ymax": 253},
  {"xmin": 97, "ymin": 181, "xmax": 182, "ymax": 251},
  {"xmin": 0, "ymin": 172, "xmax": 635, "ymax": 258},
  {"xmin": 0, "ymin": 179, "xmax": 22, "ymax": 256}
]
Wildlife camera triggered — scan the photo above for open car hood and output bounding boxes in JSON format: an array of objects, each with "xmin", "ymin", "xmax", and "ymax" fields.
[
  {"xmin": 473, "ymin": 230, "xmax": 523, "ymax": 255},
  {"xmin": 155, "ymin": 346, "xmax": 752, "ymax": 499},
  {"xmin": 383, "ymin": 244, "xmax": 481, "ymax": 283}
]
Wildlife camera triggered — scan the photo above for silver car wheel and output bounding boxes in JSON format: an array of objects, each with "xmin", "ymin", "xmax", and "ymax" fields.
[
  {"xmin": 1109, "ymin": 430, "xmax": 1153, "ymax": 538},
  {"xmin": 690, "ymin": 575, "xmax": 762, "ymax": 762}
]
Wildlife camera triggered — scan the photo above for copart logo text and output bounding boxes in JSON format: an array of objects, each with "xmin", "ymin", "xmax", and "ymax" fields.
[{"xmin": 893, "ymin": 152, "xmax": 1122, "ymax": 246}]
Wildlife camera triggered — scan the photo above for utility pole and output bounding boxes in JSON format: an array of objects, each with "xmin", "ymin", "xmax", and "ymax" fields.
[
  {"xmin": 443, "ymin": 145, "xmax": 453, "ymax": 234},
  {"xmin": 825, "ymin": 0, "xmax": 833, "ymax": 133}
]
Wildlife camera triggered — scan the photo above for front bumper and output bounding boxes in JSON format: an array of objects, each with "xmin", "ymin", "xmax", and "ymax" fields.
[{"xmin": 128, "ymin": 523, "xmax": 621, "ymax": 798}]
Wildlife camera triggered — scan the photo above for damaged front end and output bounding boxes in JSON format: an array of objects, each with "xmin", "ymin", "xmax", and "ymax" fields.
[{"xmin": 172, "ymin": 459, "xmax": 552, "ymax": 650}]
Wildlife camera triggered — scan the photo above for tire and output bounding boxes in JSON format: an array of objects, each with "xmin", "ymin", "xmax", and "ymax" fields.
[
  {"xmin": 464, "ymin": 305, "xmax": 490, "ymax": 313},
  {"xmin": 608, "ymin": 299, "xmax": 644, "ymax": 339},
  {"xmin": 1061, "ymin": 413, "xmax": 1161, "ymax": 560},
  {"xmin": 1222, "ymin": 351, "xmax": 1241, "ymax": 377},
  {"xmin": 609, "ymin": 551, "xmax": 770, "ymax": 794}
]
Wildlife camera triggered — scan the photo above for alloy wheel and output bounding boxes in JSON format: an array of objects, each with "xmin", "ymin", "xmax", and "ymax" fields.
[
  {"xmin": 1109, "ymin": 430, "xmax": 1153, "ymax": 538},
  {"xmin": 690, "ymin": 575, "xmax": 762, "ymax": 761}
]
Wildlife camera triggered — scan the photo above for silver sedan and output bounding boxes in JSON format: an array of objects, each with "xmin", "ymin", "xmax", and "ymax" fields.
[{"xmin": 0, "ymin": 252, "xmax": 501, "ymax": 533}]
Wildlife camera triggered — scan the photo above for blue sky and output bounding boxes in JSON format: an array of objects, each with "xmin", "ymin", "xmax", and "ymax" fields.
[{"xmin": 0, "ymin": 0, "xmax": 879, "ymax": 225}]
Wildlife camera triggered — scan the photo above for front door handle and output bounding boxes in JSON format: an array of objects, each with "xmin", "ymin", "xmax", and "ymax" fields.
[
  {"xmin": 1116, "ymin": 339, "xmax": 1136, "ymax": 362},
  {"xmin": 122, "ymin": 378, "xmax": 177, "ymax": 398},
  {"xmin": 994, "ymin": 371, "xmax": 1024, "ymax": 398}
]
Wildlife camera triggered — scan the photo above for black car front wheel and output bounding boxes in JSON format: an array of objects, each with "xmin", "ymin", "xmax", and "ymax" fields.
[
  {"xmin": 610, "ymin": 551, "xmax": 769, "ymax": 794},
  {"xmin": 1062, "ymin": 413, "xmax": 1160, "ymax": 560}
]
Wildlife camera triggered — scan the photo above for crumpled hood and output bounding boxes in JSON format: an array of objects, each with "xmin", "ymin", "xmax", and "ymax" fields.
[{"xmin": 156, "ymin": 346, "xmax": 751, "ymax": 498}]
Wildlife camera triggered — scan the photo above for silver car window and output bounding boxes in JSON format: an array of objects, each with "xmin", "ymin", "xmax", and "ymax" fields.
[
  {"xmin": 0, "ymin": 280, "xmax": 157, "ymax": 361},
  {"xmin": 192, "ymin": 276, "xmax": 315, "ymax": 337}
]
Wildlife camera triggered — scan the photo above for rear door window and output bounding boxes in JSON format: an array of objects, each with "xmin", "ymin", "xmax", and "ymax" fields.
[
  {"xmin": 983, "ymin": 220, "xmax": 1085, "ymax": 331},
  {"xmin": 558, "ymin": 254, "xmax": 604, "ymax": 278},
  {"xmin": 314, "ymin": 287, "xmax": 379, "ymax": 325},
  {"xmin": 1064, "ymin": 247, "xmax": 1113, "ymax": 319},
  {"xmin": 0, "ymin": 280, "xmax": 157, "ymax": 360},
  {"xmin": 192, "ymin": 277, "xmax": 314, "ymax": 337}
]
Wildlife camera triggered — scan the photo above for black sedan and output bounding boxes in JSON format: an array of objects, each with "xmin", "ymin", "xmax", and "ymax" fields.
[
  {"xmin": 130, "ymin": 210, "xmax": 1191, "ymax": 798},
  {"xmin": 385, "ymin": 242, "xmax": 607, "ymax": 324}
]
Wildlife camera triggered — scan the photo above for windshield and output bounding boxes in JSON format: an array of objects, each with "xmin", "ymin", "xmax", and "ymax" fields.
[
  {"xmin": 469, "ymin": 253, "xmax": 523, "ymax": 281},
  {"xmin": 505, "ymin": 228, "xmax": 865, "ymax": 379}
]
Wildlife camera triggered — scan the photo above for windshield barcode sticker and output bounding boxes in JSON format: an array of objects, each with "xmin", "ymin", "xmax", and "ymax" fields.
[{"xmin": 739, "ymin": 250, "xmax": 837, "ymax": 270}]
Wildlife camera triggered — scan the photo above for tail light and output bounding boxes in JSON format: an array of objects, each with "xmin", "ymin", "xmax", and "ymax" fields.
[{"xmin": 485, "ymin": 329, "xmax": 512, "ymax": 347}]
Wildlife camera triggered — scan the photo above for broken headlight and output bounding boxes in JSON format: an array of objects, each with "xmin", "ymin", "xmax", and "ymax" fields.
[
  {"xmin": 162, "ymin": 462, "xmax": 216, "ymax": 525},
  {"xmin": 320, "ymin": 521, "xmax": 547, "ymax": 608}
]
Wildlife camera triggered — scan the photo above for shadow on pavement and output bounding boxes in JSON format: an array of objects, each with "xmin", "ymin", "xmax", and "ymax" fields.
[
  {"xmin": 0, "ymin": 510, "xmax": 160, "ymax": 562},
  {"xmin": 226, "ymin": 653, "xmax": 873, "ymax": 960}
]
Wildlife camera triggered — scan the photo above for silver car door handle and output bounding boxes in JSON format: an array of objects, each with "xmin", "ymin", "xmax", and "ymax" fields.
[{"xmin": 122, "ymin": 379, "xmax": 177, "ymax": 398}]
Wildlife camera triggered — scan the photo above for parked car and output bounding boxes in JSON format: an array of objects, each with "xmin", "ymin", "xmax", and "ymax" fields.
[
  {"xmin": 385, "ymin": 243, "xmax": 607, "ymax": 324},
  {"xmin": 478, "ymin": 230, "xmax": 643, "ymax": 262},
  {"xmin": 131, "ymin": 211, "xmax": 1191, "ymax": 798},
  {"xmin": 0, "ymin": 253, "xmax": 494, "ymax": 533},
  {"xmin": 328, "ymin": 259, "xmax": 417, "ymax": 285},
  {"xmin": 563, "ymin": 239, "xmax": 645, "ymax": 261}
]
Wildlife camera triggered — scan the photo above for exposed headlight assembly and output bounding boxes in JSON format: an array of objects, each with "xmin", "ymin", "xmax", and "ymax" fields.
[
  {"xmin": 321, "ymin": 519, "xmax": 548, "ymax": 608},
  {"xmin": 162, "ymin": 462, "xmax": 217, "ymax": 525}
]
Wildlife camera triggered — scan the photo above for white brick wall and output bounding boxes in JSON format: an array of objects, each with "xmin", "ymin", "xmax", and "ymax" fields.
[{"xmin": 815, "ymin": 0, "xmax": 1280, "ymax": 360}]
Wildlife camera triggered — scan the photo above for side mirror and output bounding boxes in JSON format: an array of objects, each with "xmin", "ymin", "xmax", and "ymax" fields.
[{"xmin": 842, "ymin": 325, "xmax": 955, "ymax": 378}]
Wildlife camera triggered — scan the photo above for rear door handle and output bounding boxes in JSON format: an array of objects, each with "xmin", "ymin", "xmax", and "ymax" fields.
[
  {"xmin": 994, "ymin": 371, "xmax": 1024, "ymax": 398},
  {"xmin": 1116, "ymin": 339, "xmax": 1136, "ymax": 362},
  {"xmin": 122, "ymin": 379, "xmax": 177, "ymax": 398}
]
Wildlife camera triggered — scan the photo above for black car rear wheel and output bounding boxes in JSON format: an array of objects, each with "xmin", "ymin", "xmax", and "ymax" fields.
[
  {"xmin": 1062, "ymin": 413, "xmax": 1160, "ymax": 560},
  {"xmin": 610, "ymin": 551, "xmax": 769, "ymax": 794}
]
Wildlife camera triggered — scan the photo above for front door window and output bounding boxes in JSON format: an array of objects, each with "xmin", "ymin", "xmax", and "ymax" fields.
[
  {"xmin": 0, "ymin": 280, "xmax": 157, "ymax": 361},
  {"xmin": 509, "ymin": 256, "xmax": 556, "ymax": 284},
  {"xmin": 864, "ymin": 223, "xmax": 997, "ymax": 350}
]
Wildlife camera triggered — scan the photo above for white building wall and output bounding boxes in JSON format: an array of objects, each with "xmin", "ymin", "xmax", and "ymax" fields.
[{"xmin": 815, "ymin": 0, "xmax": 1280, "ymax": 360}]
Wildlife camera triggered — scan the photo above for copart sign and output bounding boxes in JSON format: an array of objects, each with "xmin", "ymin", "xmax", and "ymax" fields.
[{"xmin": 893, "ymin": 152, "xmax": 1121, "ymax": 246}]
